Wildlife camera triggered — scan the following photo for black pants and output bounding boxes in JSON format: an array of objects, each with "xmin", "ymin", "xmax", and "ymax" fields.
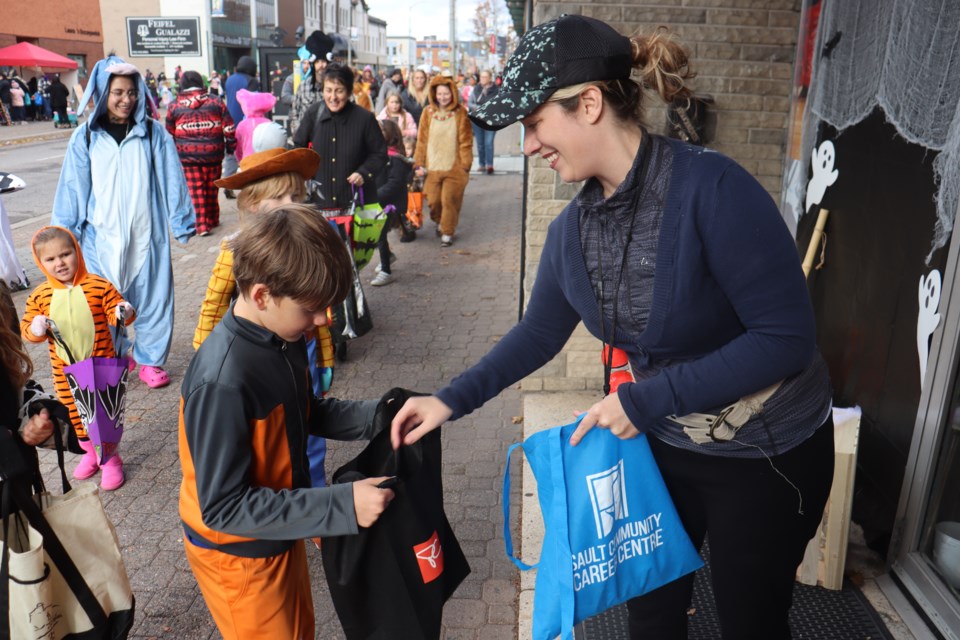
[
  {"xmin": 376, "ymin": 209, "xmax": 401, "ymax": 274},
  {"xmin": 627, "ymin": 416, "xmax": 835, "ymax": 639}
]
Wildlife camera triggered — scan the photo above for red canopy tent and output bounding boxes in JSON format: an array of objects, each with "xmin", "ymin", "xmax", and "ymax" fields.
[{"xmin": 0, "ymin": 42, "xmax": 78, "ymax": 69}]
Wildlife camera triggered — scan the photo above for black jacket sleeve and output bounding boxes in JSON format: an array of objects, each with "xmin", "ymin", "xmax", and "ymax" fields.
[
  {"xmin": 377, "ymin": 157, "xmax": 409, "ymax": 211},
  {"xmin": 356, "ymin": 111, "xmax": 388, "ymax": 203},
  {"xmin": 356, "ymin": 112, "xmax": 388, "ymax": 179}
]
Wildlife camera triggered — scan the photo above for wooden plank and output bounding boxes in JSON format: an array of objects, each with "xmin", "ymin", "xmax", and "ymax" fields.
[{"xmin": 796, "ymin": 407, "xmax": 861, "ymax": 590}]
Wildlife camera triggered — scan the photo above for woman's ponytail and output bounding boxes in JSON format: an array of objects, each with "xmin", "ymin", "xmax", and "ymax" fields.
[
  {"xmin": 631, "ymin": 27, "xmax": 695, "ymax": 105},
  {"xmin": 550, "ymin": 25, "xmax": 695, "ymax": 127}
]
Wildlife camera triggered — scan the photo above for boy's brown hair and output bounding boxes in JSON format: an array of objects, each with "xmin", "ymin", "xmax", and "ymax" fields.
[
  {"xmin": 236, "ymin": 172, "xmax": 307, "ymax": 215},
  {"xmin": 231, "ymin": 203, "xmax": 352, "ymax": 311}
]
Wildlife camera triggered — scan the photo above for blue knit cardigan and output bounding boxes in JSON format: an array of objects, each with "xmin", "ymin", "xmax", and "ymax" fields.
[{"xmin": 436, "ymin": 138, "xmax": 816, "ymax": 436}]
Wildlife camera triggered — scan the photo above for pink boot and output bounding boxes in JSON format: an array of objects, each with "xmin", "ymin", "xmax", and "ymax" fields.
[
  {"xmin": 74, "ymin": 439, "xmax": 100, "ymax": 480},
  {"xmin": 99, "ymin": 453, "xmax": 125, "ymax": 491}
]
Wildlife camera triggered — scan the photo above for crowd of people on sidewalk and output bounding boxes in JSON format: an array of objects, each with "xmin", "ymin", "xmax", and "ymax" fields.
[
  {"xmin": 2, "ymin": 15, "xmax": 832, "ymax": 640},
  {"xmin": 1, "ymin": 30, "xmax": 506, "ymax": 490},
  {"xmin": 0, "ymin": 70, "xmax": 71, "ymax": 126}
]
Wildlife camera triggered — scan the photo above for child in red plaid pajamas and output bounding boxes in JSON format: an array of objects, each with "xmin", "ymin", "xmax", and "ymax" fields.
[{"xmin": 165, "ymin": 70, "xmax": 236, "ymax": 236}]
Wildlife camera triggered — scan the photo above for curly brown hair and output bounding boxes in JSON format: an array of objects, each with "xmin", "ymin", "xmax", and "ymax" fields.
[{"xmin": 0, "ymin": 282, "xmax": 33, "ymax": 389}]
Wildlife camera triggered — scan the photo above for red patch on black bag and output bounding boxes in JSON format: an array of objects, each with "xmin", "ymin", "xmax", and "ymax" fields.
[{"xmin": 413, "ymin": 531, "xmax": 444, "ymax": 583}]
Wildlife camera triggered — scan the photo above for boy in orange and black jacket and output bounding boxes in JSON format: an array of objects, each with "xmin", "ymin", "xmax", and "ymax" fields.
[{"xmin": 178, "ymin": 204, "xmax": 394, "ymax": 640}]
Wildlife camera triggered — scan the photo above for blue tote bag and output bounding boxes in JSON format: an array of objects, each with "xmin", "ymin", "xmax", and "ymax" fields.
[{"xmin": 503, "ymin": 419, "xmax": 703, "ymax": 640}]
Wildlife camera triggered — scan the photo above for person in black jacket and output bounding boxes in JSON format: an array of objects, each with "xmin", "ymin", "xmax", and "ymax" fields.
[
  {"xmin": 49, "ymin": 74, "xmax": 71, "ymax": 128},
  {"xmin": 0, "ymin": 282, "xmax": 56, "ymax": 490},
  {"xmin": 293, "ymin": 64, "xmax": 386, "ymax": 210},
  {"xmin": 0, "ymin": 73, "xmax": 11, "ymax": 126},
  {"xmin": 371, "ymin": 119, "xmax": 414, "ymax": 286},
  {"xmin": 467, "ymin": 70, "xmax": 500, "ymax": 174}
]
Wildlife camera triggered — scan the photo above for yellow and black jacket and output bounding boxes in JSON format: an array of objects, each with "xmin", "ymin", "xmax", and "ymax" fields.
[
  {"xmin": 20, "ymin": 226, "xmax": 134, "ymax": 438},
  {"xmin": 178, "ymin": 308, "xmax": 378, "ymax": 558}
]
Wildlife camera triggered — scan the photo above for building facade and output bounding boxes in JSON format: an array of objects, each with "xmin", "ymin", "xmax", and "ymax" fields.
[
  {"xmin": 305, "ymin": 0, "xmax": 387, "ymax": 70},
  {"xmin": 2, "ymin": 0, "xmax": 105, "ymax": 88},
  {"xmin": 98, "ymin": 0, "xmax": 278, "ymax": 83},
  {"xmin": 416, "ymin": 37, "xmax": 451, "ymax": 72},
  {"xmin": 386, "ymin": 36, "xmax": 417, "ymax": 73}
]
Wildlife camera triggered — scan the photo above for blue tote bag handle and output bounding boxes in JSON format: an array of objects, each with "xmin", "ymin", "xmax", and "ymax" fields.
[
  {"xmin": 501, "ymin": 430, "xmax": 578, "ymax": 640},
  {"xmin": 502, "ymin": 442, "xmax": 536, "ymax": 571},
  {"xmin": 548, "ymin": 426, "xmax": 576, "ymax": 640}
]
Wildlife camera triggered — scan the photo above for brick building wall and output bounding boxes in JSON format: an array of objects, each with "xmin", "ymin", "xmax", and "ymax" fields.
[
  {"xmin": 521, "ymin": 0, "xmax": 801, "ymax": 393},
  {"xmin": 1, "ymin": 0, "xmax": 104, "ymax": 81}
]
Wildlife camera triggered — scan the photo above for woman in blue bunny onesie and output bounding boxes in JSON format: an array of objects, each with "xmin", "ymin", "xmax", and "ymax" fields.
[{"xmin": 52, "ymin": 56, "xmax": 194, "ymax": 389}]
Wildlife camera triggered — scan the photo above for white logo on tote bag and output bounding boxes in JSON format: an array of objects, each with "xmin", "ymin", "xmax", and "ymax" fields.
[{"xmin": 586, "ymin": 460, "xmax": 629, "ymax": 538}]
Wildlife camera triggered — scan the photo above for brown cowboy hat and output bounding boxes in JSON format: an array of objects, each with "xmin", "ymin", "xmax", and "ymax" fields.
[{"xmin": 214, "ymin": 148, "xmax": 321, "ymax": 189}]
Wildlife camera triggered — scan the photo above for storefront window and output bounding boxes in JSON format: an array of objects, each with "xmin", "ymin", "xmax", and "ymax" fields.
[
  {"xmin": 920, "ymin": 368, "xmax": 960, "ymax": 595},
  {"xmin": 67, "ymin": 54, "xmax": 87, "ymax": 80}
]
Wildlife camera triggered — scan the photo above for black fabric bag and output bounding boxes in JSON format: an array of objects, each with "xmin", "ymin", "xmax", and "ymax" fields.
[{"xmin": 322, "ymin": 388, "xmax": 470, "ymax": 640}]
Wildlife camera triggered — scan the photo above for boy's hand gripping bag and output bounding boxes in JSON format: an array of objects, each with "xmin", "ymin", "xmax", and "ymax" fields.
[
  {"xmin": 321, "ymin": 388, "xmax": 470, "ymax": 640},
  {"xmin": 503, "ymin": 419, "xmax": 703, "ymax": 640}
]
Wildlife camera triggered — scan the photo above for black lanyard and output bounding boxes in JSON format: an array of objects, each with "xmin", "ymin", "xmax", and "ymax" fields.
[{"xmin": 595, "ymin": 137, "xmax": 653, "ymax": 396}]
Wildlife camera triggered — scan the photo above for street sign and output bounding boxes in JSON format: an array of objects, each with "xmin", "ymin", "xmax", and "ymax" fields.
[{"xmin": 126, "ymin": 17, "xmax": 201, "ymax": 57}]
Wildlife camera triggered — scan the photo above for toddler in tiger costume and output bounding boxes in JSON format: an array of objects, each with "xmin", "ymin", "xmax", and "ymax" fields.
[{"xmin": 20, "ymin": 226, "xmax": 135, "ymax": 490}]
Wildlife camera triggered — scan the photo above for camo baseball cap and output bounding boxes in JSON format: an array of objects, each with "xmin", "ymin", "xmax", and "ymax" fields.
[{"xmin": 470, "ymin": 15, "xmax": 633, "ymax": 131}]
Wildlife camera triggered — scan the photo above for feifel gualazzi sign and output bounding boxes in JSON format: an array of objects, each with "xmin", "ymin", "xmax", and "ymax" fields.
[{"xmin": 126, "ymin": 18, "xmax": 201, "ymax": 57}]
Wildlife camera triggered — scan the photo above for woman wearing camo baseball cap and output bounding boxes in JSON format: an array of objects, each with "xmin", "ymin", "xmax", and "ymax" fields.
[{"xmin": 392, "ymin": 15, "xmax": 833, "ymax": 639}]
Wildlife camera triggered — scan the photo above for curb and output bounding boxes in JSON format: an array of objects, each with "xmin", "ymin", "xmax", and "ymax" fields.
[{"xmin": 0, "ymin": 129, "xmax": 74, "ymax": 147}]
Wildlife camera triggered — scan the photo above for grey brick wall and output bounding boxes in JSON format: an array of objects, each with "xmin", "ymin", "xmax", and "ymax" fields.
[{"xmin": 522, "ymin": 0, "xmax": 800, "ymax": 392}]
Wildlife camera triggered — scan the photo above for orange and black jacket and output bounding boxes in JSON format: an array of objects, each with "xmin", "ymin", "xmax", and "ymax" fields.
[{"xmin": 178, "ymin": 309, "xmax": 378, "ymax": 558}]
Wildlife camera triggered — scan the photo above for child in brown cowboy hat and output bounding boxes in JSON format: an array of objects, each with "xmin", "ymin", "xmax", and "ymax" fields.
[
  {"xmin": 194, "ymin": 147, "xmax": 320, "ymax": 349},
  {"xmin": 197, "ymin": 146, "xmax": 337, "ymax": 493}
]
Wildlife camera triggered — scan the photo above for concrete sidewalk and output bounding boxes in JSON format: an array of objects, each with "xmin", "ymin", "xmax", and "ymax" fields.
[
  {"xmin": 0, "ymin": 118, "xmax": 78, "ymax": 147},
  {"xmin": 15, "ymin": 131, "xmax": 528, "ymax": 639}
]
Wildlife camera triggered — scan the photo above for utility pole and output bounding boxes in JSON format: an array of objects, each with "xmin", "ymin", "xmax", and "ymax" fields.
[
  {"xmin": 249, "ymin": 0, "xmax": 258, "ymax": 62},
  {"xmin": 492, "ymin": 2, "xmax": 498, "ymax": 72},
  {"xmin": 449, "ymin": 0, "xmax": 457, "ymax": 73},
  {"xmin": 348, "ymin": 0, "xmax": 353, "ymax": 68},
  {"xmin": 203, "ymin": 0, "xmax": 214, "ymax": 74}
]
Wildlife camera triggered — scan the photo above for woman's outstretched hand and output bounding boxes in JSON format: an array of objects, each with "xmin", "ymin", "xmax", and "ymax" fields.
[
  {"xmin": 569, "ymin": 390, "xmax": 639, "ymax": 446},
  {"xmin": 390, "ymin": 396, "xmax": 453, "ymax": 449}
]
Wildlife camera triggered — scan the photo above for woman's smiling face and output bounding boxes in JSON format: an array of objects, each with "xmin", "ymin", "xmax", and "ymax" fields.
[
  {"xmin": 434, "ymin": 84, "xmax": 453, "ymax": 109},
  {"xmin": 106, "ymin": 75, "xmax": 137, "ymax": 123},
  {"xmin": 521, "ymin": 100, "xmax": 590, "ymax": 184},
  {"xmin": 323, "ymin": 79, "xmax": 349, "ymax": 113}
]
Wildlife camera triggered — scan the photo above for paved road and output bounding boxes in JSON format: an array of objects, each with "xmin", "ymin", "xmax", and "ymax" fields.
[
  {"xmin": 9, "ymin": 126, "xmax": 528, "ymax": 639},
  {"xmin": 0, "ymin": 138, "xmax": 68, "ymax": 232}
]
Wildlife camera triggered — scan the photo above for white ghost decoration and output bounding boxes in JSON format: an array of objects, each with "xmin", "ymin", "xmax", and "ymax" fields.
[
  {"xmin": 917, "ymin": 270, "xmax": 942, "ymax": 388},
  {"xmin": 805, "ymin": 140, "xmax": 839, "ymax": 214}
]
